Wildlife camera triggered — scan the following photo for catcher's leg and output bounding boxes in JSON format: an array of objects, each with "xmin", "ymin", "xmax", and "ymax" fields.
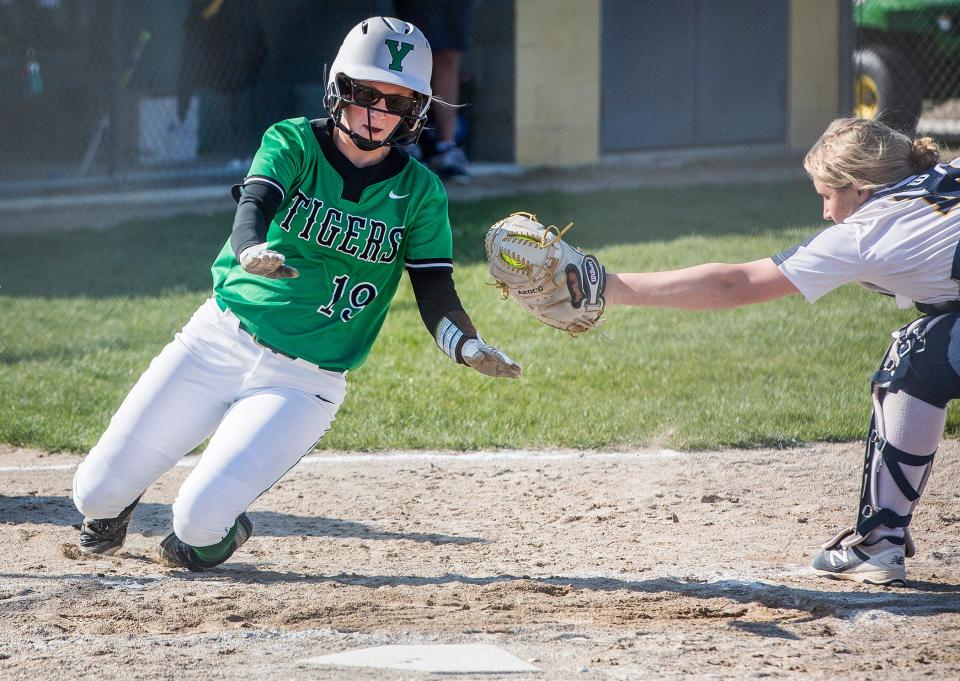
[
  {"xmin": 73, "ymin": 300, "xmax": 248, "ymax": 551},
  {"xmin": 862, "ymin": 389, "xmax": 944, "ymax": 545},
  {"xmin": 158, "ymin": 360, "xmax": 345, "ymax": 571},
  {"xmin": 813, "ymin": 318, "xmax": 950, "ymax": 585},
  {"xmin": 811, "ymin": 388, "xmax": 943, "ymax": 585}
]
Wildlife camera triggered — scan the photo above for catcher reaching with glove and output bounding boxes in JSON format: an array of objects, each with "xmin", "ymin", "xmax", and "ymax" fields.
[
  {"xmin": 485, "ymin": 212, "xmax": 606, "ymax": 335},
  {"xmin": 491, "ymin": 117, "xmax": 960, "ymax": 589}
]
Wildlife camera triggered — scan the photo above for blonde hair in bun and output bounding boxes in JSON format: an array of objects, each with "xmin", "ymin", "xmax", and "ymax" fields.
[
  {"xmin": 910, "ymin": 136, "xmax": 941, "ymax": 171},
  {"xmin": 804, "ymin": 117, "xmax": 941, "ymax": 191}
]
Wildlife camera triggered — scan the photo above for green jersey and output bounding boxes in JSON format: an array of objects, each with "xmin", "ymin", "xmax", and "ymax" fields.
[{"xmin": 212, "ymin": 118, "xmax": 453, "ymax": 371}]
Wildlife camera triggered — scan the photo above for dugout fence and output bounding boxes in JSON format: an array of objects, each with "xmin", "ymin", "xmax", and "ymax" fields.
[
  {"xmin": 853, "ymin": 0, "xmax": 960, "ymax": 137},
  {"xmin": 0, "ymin": 0, "xmax": 391, "ymax": 199},
  {"xmin": 13, "ymin": 1, "xmax": 960, "ymax": 199}
]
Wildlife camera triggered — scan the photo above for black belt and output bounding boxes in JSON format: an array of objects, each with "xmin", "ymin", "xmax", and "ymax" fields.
[
  {"xmin": 237, "ymin": 320, "xmax": 299, "ymax": 360},
  {"xmin": 214, "ymin": 296, "xmax": 348, "ymax": 373},
  {"xmin": 213, "ymin": 296, "xmax": 296, "ymax": 359}
]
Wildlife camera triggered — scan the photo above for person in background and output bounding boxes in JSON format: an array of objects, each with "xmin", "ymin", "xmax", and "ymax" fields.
[{"xmin": 394, "ymin": 0, "xmax": 475, "ymax": 181}]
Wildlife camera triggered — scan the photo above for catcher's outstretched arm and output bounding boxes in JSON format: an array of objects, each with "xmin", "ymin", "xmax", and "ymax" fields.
[{"xmin": 606, "ymin": 258, "xmax": 799, "ymax": 310}]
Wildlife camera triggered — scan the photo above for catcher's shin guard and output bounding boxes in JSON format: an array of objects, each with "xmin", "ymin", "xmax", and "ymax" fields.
[{"xmin": 827, "ymin": 387, "xmax": 936, "ymax": 559}]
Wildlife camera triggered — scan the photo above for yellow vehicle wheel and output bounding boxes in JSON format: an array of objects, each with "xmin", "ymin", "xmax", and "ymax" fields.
[
  {"xmin": 853, "ymin": 74, "xmax": 880, "ymax": 119},
  {"xmin": 852, "ymin": 45, "xmax": 921, "ymax": 132}
]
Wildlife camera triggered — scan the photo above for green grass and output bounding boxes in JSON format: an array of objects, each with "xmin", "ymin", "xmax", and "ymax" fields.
[{"xmin": 1, "ymin": 179, "xmax": 949, "ymax": 452}]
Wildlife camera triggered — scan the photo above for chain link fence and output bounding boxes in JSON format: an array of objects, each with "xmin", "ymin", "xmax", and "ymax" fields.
[
  {"xmin": 0, "ymin": 0, "xmax": 391, "ymax": 198},
  {"xmin": 853, "ymin": 0, "xmax": 960, "ymax": 136}
]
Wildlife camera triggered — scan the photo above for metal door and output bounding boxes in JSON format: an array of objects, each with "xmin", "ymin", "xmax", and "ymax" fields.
[{"xmin": 601, "ymin": 0, "xmax": 788, "ymax": 152}]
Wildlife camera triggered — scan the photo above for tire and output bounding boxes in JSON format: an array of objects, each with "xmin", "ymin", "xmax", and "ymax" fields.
[{"xmin": 853, "ymin": 44, "xmax": 923, "ymax": 133}]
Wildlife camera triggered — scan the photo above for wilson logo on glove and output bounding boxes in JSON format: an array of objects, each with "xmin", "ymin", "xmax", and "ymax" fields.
[
  {"xmin": 485, "ymin": 212, "xmax": 606, "ymax": 336},
  {"xmin": 584, "ymin": 256, "xmax": 601, "ymax": 287}
]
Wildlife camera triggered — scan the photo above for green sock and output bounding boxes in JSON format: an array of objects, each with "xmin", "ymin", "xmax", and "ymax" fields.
[{"xmin": 190, "ymin": 521, "xmax": 238, "ymax": 565}]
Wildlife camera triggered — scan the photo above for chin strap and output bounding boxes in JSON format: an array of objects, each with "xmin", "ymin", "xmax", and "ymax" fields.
[
  {"xmin": 324, "ymin": 78, "xmax": 428, "ymax": 151},
  {"xmin": 329, "ymin": 109, "xmax": 388, "ymax": 151}
]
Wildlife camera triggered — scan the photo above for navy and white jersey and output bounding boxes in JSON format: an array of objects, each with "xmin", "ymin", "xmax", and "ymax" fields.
[{"xmin": 773, "ymin": 159, "xmax": 960, "ymax": 308}]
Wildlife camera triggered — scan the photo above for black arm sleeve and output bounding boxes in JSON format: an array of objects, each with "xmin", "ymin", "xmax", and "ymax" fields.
[
  {"xmin": 229, "ymin": 181, "xmax": 284, "ymax": 258},
  {"xmin": 408, "ymin": 268, "xmax": 477, "ymax": 338}
]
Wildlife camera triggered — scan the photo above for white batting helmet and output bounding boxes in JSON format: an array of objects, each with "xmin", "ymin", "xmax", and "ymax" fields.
[{"xmin": 325, "ymin": 17, "xmax": 433, "ymax": 150}]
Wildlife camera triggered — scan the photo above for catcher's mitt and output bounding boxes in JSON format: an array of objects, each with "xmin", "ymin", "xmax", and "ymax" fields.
[{"xmin": 485, "ymin": 212, "xmax": 605, "ymax": 335}]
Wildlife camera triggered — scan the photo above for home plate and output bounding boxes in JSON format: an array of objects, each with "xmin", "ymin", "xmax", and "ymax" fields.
[{"xmin": 301, "ymin": 644, "xmax": 540, "ymax": 673}]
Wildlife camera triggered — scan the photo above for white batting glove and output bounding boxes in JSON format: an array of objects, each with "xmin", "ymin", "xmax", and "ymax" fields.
[
  {"xmin": 239, "ymin": 244, "xmax": 299, "ymax": 279},
  {"xmin": 461, "ymin": 338, "xmax": 522, "ymax": 379}
]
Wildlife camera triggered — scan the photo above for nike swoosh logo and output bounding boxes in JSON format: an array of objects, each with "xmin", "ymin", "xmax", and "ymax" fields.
[{"xmin": 389, "ymin": 190, "xmax": 410, "ymax": 199}]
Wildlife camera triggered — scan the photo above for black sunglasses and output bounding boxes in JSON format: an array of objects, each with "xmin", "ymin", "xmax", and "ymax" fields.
[{"xmin": 339, "ymin": 76, "xmax": 422, "ymax": 117}]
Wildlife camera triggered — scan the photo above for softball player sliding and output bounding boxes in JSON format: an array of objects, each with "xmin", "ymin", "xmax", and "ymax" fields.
[
  {"xmin": 72, "ymin": 17, "xmax": 519, "ymax": 571},
  {"xmin": 603, "ymin": 117, "xmax": 960, "ymax": 585}
]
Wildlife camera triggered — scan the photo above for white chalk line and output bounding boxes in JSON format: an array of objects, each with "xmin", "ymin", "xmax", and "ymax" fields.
[
  {"xmin": 0, "ymin": 463, "xmax": 76, "ymax": 472},
  {"xmin": 0, "ymin": 449, "xmax": 683, "ymax": 474}
]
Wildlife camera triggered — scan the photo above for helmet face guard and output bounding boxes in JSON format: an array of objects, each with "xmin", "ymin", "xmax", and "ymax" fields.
[
  {"xmin": 324, "ymin": 17, "xmax": 434, "ymax": 151},
  {"xmin": 325, "ymin": 73, "xmax": 431, "ymax": 151}
]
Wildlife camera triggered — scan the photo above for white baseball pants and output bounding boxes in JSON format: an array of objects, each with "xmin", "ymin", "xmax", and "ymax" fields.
[{"xmin": 73, "ymin": 297, "xmax": 346, "ymax": 547}]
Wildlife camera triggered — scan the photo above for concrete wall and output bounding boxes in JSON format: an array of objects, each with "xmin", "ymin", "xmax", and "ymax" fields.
[
  {"xmin": 514, "ymin": 0, "xmax": 600, "ymax": 167},
  {"xmin": 511, "ymin": 0, "xmax": 850, "ymax": 166},
  {"xmin": 788, "ymin": 0, "xmax": 844, "ymax": 150}
]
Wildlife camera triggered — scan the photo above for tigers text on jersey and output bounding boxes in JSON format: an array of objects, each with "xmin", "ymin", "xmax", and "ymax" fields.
[
  {"xmin": 212, "ymin": 118, "xmax": 452, "ymax": 371},
  {"xmin": 773, "ymin": 160, "xmax": 960, "ymax": 307}
]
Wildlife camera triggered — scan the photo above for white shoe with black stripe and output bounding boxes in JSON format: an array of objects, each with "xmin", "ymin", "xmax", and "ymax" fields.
[{"xmin": 811, "ymin": 536, "xmax": 907, "ymax": 586}]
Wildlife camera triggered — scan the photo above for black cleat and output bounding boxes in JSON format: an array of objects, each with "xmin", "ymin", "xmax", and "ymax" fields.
[
  {"xmin": 157, "ymin": 513, "xmax": 253, "ymax": 572},
  {"xmin": 78, "ymin": 497, "xmax": 141, "ymax": 556}
]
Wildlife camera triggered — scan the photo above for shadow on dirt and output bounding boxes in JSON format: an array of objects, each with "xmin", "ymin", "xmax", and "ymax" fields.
[
  {"xmin": 728, "ymin": 620, "xmax": 801, "ymax": 639},
  {"xmin": 212, "ymin": 570, "xmax": 960, "ymax": 619},
  {"xmin": 0, "ymin": 495, "xmax": 483, "ymax": 545}
]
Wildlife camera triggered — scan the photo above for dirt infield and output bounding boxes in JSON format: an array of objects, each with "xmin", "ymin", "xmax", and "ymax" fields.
[{"xmin": 2, "ymin": 442, "xmax": 960, "ymax": 680}]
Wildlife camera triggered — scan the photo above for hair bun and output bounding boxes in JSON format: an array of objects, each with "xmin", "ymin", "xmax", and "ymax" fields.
[{"xmin": 910, "ymin": 136, "xmax": 941, "ymax": 171}]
